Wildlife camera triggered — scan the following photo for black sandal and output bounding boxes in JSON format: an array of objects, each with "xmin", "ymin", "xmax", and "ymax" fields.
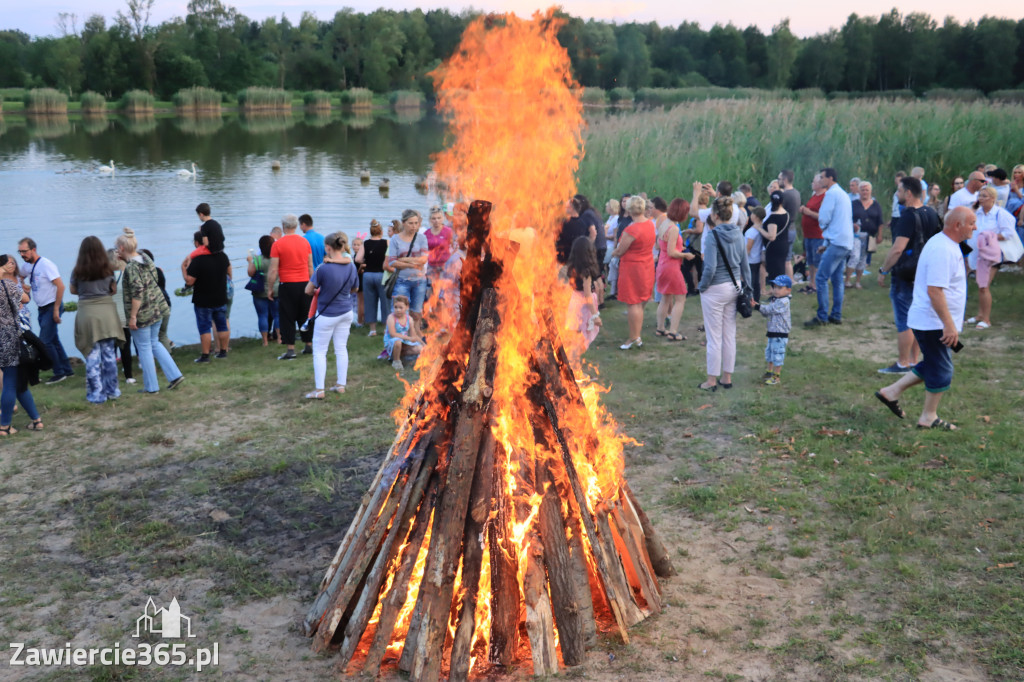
[
  {"xmin": 874, "ymin": 391, "xmax": 905, "ymax": 419},
  {"xmin": 0, "ymin": 425, "xmax": 16, "ymax": 436},
  {"xmin": 654, "ymin": 329, "xmax": 667, "ymax": 337},
  {"xmin": 666, "ymin": 332, "xmax": 686, "ymax": 341}
]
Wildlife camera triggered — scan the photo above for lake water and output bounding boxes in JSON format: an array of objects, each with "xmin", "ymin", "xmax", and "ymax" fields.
[{"xmin": 0, "ymin": 112, "xmax": 447, "ymax": 355}]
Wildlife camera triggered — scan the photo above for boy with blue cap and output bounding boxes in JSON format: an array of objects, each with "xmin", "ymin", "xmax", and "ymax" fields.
[{"xmin": 753, "ymin": 274, "xmax": 793, "ymax": 385}]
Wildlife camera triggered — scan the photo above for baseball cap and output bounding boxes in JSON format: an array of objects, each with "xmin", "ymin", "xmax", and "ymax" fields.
[{"xmin": 770, "ymin": 275, "xmax": 793, "ymax": 288}]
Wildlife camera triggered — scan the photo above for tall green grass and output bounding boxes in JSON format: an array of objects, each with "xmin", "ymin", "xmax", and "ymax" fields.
[
  {"xmin": 174, "ymin": 86, "xmax": 222, "ymax": 113},
  {"xmin": 118, "ymin": 90, "xmax": 155, "ymax": 114},
  {"xmin": 578, "ymin": 99, "xmax": 1024, "ymax": 212},
  {"xmin": 340, "ymin": 87, "xmax": 373, "ymax": 110},
  {"xmin": 79, "ymin": 91, "xmax": 107, "ymax": 114},
  {"xmin": 25, "ymin": 88, "xmax": 68, "ymax": 114},
  {"xmin": 303, "ymin": 90, "xmax": 332, "ymax": 111},
  {"xmin": 608, "ymin": 87, "xmax": 634, "ymax": 106},
  {"xmin": 925, "ymin": 88, "xmax": 985, "ymax": 102},
  {"xmin": 237, "ymin": 87, "xmax": 291, "ymax": 111}
]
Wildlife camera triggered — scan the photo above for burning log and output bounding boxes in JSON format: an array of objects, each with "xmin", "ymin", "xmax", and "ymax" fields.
[{"xmin": 305, "ymin": 194, "xmax": 673, "ymax": 680}]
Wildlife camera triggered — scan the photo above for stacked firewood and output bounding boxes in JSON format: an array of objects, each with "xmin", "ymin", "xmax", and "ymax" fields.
[{"xmin": 304, "ymin": 200, "xmax": 674, "ymax": 680}]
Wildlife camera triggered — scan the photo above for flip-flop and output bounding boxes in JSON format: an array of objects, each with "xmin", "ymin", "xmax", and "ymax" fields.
[
  {"xmin": 874, "ymin": 391, "xmax": 905, "ymax": 419},
  {"xmin": 917, "ymin": 418, "xmax": 957, "ymax": 430}
]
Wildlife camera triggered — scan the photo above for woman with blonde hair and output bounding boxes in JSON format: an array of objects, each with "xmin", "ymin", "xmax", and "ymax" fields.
[
  {"xmin": 1, "ymin": 254, "xmax": 43, "ymax": 434},
  {"xmin": 697, "ymin": 196, "xmax": 750, "ymax": 391},
  {"xmin": 107, "ymin": 248, "xmax": 136, "ymax": 383},
  {"xmin": 967, "ymin": 186, "xmax": 1017, "ymax": 329},
  {"xmin": 356, "ymin": 219, "xmax": 391, "ymax": 336},
  {"xmin": 386, "ymin": 209, "xmax": 429, "ymax": 325},
  {"xmin": 117, "ymin": 228, "xmax": 184, "ymax": 393},
  {"xmin": 609, "ymin": 195, "xmax": 656, "ymax": 349},
  {"xmin": 304, "ymin": 232, "xmax": 359, "ymax": 398}
]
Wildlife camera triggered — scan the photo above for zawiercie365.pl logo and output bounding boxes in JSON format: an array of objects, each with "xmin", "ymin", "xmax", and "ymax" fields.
[{"xmin": 9, "ymin": 597, "xmax": 219, "ymax": 672}]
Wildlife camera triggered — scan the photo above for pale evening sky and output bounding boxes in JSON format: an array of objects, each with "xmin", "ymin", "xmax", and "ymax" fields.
[{"xmin": 3, "ymin": 0, "xmax": 1020, "ymax": 39}]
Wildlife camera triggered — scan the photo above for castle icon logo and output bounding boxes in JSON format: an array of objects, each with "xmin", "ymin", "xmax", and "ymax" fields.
[{"xmin": 134, "ymin": 598, "xmax": 196, "ymax": 639}]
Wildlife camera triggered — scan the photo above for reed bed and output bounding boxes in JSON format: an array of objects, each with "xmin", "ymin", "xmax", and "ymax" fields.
[
  {"xmin": 340, "ymin": 87, "xmax": 373, "ymax": 111},
  {"xmin": 26, "ymin": 114, "xmax": 71, "ymax": 138},
  {"xmin": 389, "ymin": 90, "xmax": 424, "ymax": 110},
  {"xmin": 79, "ymin": 91, "xmax": 107, "ymax": 113},
  {"xmin": 989, "ymin": 89, "xmax": 1024, "ymax": 104},
  {"xmin": 579, "ymin": 99, "xmax": 1024, "ymax": 207},
  {"xmin": 118, "ymin": 90, "xmax": 155, "ymax": 115},
  {"xmin": 25, "ymin": 88, "xmax": 68, "ymax": 115},
  {"xmin": 580, "ymin": 87, "xmax": 606, "ymax": 106},
  {"xmin": 608, "ymin": 87, "xmax": 634, "ymax": 105},
  {"xmin": 237, "ymin": 87, "xmax": 291, "ymax": 112},
  {"xmin": 925, "ymin": 88, "xmax": 986, "ymax": 102},
  {"xmin": 174, "ymin": 86, "xmax": 222, "ymax": 114},
  {"xmin": 303, "ymin": 90, "xmax": 332, "ymax": 112}
]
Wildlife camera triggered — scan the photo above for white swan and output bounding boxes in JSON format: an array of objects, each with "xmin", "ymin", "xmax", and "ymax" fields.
[
  {"xmin": 98, "ymin": 160, "xmax": 115, "ymax": 173},
  {"xmin": 177, "ymin": 162, "xmax": 197, "ymax": 177}
]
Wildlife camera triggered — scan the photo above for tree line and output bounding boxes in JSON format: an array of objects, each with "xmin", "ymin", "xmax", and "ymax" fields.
[{"xmin": 1, "ymin": 0, "xmax": 1023, "ymax": 102}]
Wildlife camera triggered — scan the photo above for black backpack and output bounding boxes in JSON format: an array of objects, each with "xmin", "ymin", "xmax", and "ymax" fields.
[{"xmin": 891, "ymin": 206, "xmax": 940, "ymax": 282}]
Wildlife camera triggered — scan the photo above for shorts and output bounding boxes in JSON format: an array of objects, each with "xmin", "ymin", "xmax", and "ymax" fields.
[
  {"xmin": 846, "ymin": 233, "xmax": 867, "ymax": 271},
  {"xmin": 764, "ymin": 337, "xmax": 788, "ymax": 366},
  {"xmin": 392, "ymin": 277, "xmax": 427, "ymax": 313},
  {"xmin": 194, "ymin": 305, "xmax": 228, "ymax": 335},
  {"xmin": 804, "ymin": 238, "xmax": 824, "ymax": 268},
  {"xmin": 911, "ymin": 328, "xmax": 954, "ymax": 393},
  {"xmin": 889, "ymin": 278, "xmax": 914, "ymax": 333}
]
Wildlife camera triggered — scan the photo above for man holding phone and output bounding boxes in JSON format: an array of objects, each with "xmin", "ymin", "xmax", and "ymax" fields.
[{"xmin": 874, "ymin": 207, "xmax": 976, "ymax": 430}]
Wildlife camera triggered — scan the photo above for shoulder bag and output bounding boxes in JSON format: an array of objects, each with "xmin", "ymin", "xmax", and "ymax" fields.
[
  {"xmin": 711, "ymin": 229, "xmax": 754, "ymax": 319},
  {"xmin": 384, "ymin": 236, "xmax": 417, "ymax": 299},
  {"xmin": 3, "ymin": 285, "xmax": 46, "ymax": 367},
  {"xmin": 245, "ymin": 255, "xmax": 266, "ymax": 293}
]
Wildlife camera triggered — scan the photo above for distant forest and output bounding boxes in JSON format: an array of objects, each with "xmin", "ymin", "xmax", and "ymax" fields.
[{"xmin": 1, "ymin": 0, "xmax": 1022, "ymax": 100}]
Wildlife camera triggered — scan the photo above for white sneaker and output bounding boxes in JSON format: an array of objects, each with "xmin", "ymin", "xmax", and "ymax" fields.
[
  {"xmin": 966, "ymin": 317, "xmax": 977, "ymax": 324},
  {"xmin": 392, "ymin": 359, "xmax": 404, "ymax": 371},
  {"xmin": 126, "ymin": 378, "xmax": 137, "ymax": 384}
]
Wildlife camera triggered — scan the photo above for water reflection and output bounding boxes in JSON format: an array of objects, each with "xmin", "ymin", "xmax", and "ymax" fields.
[
  {"xmin": 27, "ymin": 114, "xmax": 71, "ymax": 139},
  {"xmin": 175, "ymin": 115, "xmax": 223, "ymax": 136},
  {"xmin": 0, "ymin": 114, "xmax": 447, "ymax": 355}
]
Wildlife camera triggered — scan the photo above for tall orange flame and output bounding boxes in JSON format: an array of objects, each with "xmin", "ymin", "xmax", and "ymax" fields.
[{"xmin": 384, "ymin": 8, "xmax": 634, "ymax": 672}]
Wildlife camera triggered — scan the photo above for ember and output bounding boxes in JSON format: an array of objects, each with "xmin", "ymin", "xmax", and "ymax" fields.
[{"xmin": 304, "ymin": 10, "xmax": 673, "ymax": 680}]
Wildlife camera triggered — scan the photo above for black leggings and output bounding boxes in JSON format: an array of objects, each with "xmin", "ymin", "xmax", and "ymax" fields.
[
  {"xmin": 120, "ymin": 326, "xmax": 133, "ymax": 379},
  {"xmin": 277, "ymin": 281, "xmax": 313, "ymax": 346}
]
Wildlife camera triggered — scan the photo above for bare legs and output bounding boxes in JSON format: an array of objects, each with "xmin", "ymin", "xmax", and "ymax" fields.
[{"xmin": 626, "ymin": 303, "xmax": 644, "ymax": 342}]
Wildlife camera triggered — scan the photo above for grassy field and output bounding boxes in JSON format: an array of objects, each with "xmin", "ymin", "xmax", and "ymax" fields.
[
  {"xmin": 1, "ymin": 247, "xmax": 1020, "ymax": 680},
  {"xmin": 578, "ymin": 99, "xmax": 1024, "ymax": 213}
]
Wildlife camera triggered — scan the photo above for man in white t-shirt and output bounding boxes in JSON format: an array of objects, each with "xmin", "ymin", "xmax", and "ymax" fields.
[
  {"xmin": 873, "ymin": 207, "xmax": 977, "ymax": 431},
  {"xmin": 18, "ymin": 238, "xmax": 74, "ymax": 382},
  {"xmin": 947, "ymin": 171, "xmax": 985, "ymax": 211}
]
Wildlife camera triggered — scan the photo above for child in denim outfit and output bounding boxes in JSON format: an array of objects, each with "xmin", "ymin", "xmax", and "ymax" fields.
[{"xmin": 754, "ymin": 274, "xmax": 792, "ymax": 385}]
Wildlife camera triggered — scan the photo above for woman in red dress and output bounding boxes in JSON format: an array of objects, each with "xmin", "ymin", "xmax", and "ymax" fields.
[
  {"xmin": 609, "ymin": 196, "xmax": 656, "ymax": 349},
  {"xmin": 654, "ymin": 197, "xmax": 694, "ymax": 341}
]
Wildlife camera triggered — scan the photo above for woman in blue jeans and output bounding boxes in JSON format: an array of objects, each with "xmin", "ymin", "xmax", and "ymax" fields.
[
  {"xmin": 1, "ymin": 255, "xmax": 43, "ymax": 434},
  {"xmin": 355, "ymin": 219, "xmax": 390, "ymax": 336},
  {"xmin": 247, "ymin": 235, "xmax": 278, "ymax": 345},
  {"xmin": 386, "ymin": 210, "xmax": 429, "ymax": 327},
  {"xmin": 116, "ymin": 228, "xmax": 184, "ymax": 394}
]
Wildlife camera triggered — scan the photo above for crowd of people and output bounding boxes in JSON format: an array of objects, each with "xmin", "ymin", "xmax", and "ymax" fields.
[
  {"xmin": 564, "ymin": 162, "xmax": 1023, "ymax": 428},
  {"xmin": 2, "ymin": 164, "xmax": 1022, "ymax": 434},
  {"xmin": 0, "ymin": 201, "xmax": 472, "ymax": 432}
]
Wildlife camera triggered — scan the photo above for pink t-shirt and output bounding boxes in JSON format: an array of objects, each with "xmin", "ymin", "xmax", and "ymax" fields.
[{"xmin": 425, "ymin": 226, "xmax": 453, "ymax": 268}]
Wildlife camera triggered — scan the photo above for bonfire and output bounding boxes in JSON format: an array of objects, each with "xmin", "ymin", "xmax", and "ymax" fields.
[{"xmin": 304, "ymin": 11, "xmax": 673, "ymax": 680}]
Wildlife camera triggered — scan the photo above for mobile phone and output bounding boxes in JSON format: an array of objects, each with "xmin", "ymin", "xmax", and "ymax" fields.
[{"xmin": 951, "ymin": 340, "xmax": 964, "ymax": 353}]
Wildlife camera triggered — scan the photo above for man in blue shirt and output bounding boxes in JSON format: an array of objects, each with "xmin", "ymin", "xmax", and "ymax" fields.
[
  {"xmin": 300, "ymin": 214, "xmax": 325, "ymax": 268},
  {"xmin": 806, "ymin": 168, "xmax": 854, "ymax": 327}
]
